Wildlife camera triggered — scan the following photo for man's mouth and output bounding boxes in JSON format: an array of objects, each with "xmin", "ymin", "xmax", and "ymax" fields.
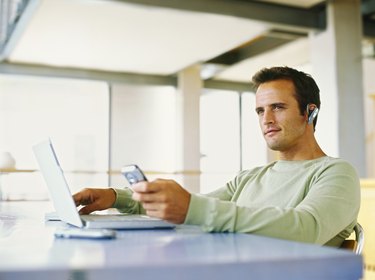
[{"xmin": 264, "ymin": 127, "xmax": 281, "ymax": 136}]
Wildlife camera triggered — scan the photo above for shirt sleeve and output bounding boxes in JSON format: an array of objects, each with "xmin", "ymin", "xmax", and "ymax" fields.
[
  {"xmin": 112, "ymin": 188, "xmax": 146, "ymax": 214},
  {"xmin": 184, "ymin": 161, "xmax": 360, "ymax": 246}
]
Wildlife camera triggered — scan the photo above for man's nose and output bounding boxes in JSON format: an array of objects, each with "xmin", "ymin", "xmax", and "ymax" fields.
[{"xmin": 262, "ymin": 109, "xmax": 275, "ymax": 125}]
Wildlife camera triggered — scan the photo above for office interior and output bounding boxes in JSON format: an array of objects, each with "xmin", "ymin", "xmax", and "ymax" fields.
[{"xmin": 0, "ymin": 0, "xmax": 374, "ymax": 278}]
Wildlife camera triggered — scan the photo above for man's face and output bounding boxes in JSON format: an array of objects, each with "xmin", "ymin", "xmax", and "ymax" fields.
[{"xmin": 255, "ymin": 79, "xmax": 307, "ymax": 152}]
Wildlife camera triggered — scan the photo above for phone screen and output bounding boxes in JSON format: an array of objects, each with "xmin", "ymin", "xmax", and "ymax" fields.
[{"xmin": 121, "ymin": 164, "xmax": 148, "ymax": 185}]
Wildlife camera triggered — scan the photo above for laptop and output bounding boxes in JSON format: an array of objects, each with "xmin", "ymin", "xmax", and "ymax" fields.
[{"xmin": 32, "ymin": 139, "xmax": 175, "ymax": 229}]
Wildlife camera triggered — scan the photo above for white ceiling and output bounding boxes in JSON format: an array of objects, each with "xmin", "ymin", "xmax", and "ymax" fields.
[
  {"xmin": 5, "ymin": 0, "xmax": 332, "ymax": 83},
  {"xmin": 8, "ymin": 0, "xmax": 270, "ymax": 76}
]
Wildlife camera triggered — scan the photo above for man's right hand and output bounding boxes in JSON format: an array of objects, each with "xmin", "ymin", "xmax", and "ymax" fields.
[{"xmin": 72, "ymin": 188, "xmax": 116, "ymax": 215}]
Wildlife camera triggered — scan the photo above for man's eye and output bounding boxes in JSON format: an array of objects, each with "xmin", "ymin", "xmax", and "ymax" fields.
[
  {"xmin": 256, "ymin": 110, "xmax": 264, "ymax": 115},
  {"xmin": 273, "ymin": 105, "xmax": 283, "ymax": 111}
]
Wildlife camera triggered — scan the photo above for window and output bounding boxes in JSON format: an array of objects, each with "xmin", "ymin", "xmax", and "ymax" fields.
[
  {"xmin": 200, "ymin": 89, "xmax": 241, "ymax": 193},
  {"xmin": 110, "ymin": 84, "xmax": 176, "ymax": 187},
  {"xmin": 0, "ymin": 74, "xmax": 109, "ymax": 200},
  {"xmin": 200, "ymin": 90, "xmax": 268, "ymax": 193},
  {"xmin": 241, "ymin": 92, "xmax": 267, "ymax": 170},
  {"xmin": 0, "ymin": 74, "xmax": 268, "ymax": 200}
]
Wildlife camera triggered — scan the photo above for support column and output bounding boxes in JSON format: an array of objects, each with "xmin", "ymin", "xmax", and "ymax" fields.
[
  {"xmin": 176, "ymin": 65, "xmax": 202, "ymax": 192},
  {"xmin": 310, "ymin": 0, "xmax": 366, "ymax": 176}
]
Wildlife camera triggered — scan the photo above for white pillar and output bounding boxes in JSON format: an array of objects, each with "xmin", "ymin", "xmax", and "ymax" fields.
[
  {"xmin": 175, "ymin": 65, "xmax": 202, "ymax": 192},
  {"xmin": 310, "ymin": 0, "xmax": 366, "ymax": 176}
]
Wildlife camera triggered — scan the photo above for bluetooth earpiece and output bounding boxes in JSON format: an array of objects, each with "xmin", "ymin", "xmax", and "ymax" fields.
[{"xmin": 307, "ymin": 105, "xmax": 319, "ymax": 124}]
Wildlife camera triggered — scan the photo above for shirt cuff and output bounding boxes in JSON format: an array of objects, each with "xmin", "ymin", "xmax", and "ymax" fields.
[
  {"xmin": 184, "ymin": 193, "xmax": 215, "ymax": 227},
  {"xmin": 112, "ymin": 188, "xmax": 134, "ymax": 209}
]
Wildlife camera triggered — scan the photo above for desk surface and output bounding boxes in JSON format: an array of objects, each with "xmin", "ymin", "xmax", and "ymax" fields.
[{"xmin": 0, "ymin": 201, "xmax": 363, "ymax": 280}]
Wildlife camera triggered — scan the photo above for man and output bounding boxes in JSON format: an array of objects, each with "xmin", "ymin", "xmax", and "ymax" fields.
[{"xmin": 73, "ymin": 66, "xmax": 360, "ymax": 247}]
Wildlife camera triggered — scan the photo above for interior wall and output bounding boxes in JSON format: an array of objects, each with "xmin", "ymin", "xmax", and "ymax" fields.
[
  {"xmin": 310, "ymin": 0, "xmax": 366, "ymax": 177},
  {"xmin": 109, "ymin": 83, "xmax": 177, "ymax": 188}
]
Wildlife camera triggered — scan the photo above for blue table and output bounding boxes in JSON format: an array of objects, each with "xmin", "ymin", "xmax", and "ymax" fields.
[{"xmin": 0, "ymin": 201, "xmax": 363, "ymax": 280}]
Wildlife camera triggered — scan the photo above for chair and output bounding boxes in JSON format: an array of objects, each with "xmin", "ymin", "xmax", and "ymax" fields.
[{"xmin": 340, "ymin": 223, "xmax": 364, "ymax": 254}]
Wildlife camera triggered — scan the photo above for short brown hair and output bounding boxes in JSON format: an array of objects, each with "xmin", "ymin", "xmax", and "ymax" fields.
[{"xmin": 252, "ymin": 66, "xmax": 321, "ymax": 128}]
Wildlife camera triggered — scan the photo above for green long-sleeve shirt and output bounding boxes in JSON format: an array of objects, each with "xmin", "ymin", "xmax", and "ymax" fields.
[{"xmin": 114, "ymin": 156, "xmax": 360, "ymax": 247}]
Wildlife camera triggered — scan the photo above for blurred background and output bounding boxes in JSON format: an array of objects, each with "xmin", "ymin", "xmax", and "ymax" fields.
[{"xmin": 0, "ymin": 0, "xmax": 374, "ymax": 278}]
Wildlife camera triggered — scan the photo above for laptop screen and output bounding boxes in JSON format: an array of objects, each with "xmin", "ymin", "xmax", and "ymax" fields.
[{"xmin": 33, "ymin": 139, "xmax": 83, "ymax": 228}]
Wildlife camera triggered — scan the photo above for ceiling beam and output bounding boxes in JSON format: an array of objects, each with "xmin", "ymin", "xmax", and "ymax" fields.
[
  {"xmin": 362, "ymin": 0, "xmax": 375, "ymax": 38},
  {"xmin": 208, "ymin": 36, "xmax": 291, "ymax": 65},
  {"xmin": 0, "ymin": 62, "xmax": 177, "ymax": 86},
  {"xmin": 204, "ymin": 79, "xmax": 253, "ymax": 92},
  {"xmin": 115, "ymin": 0, "xmax": 326, "ymax": 30},
  {"xmin": 0, "ymin": 62, "xmax": 251, "ymax": 92},
  {"xmin": 361, "ymin": 0, "xmax": 375, "ymax": 16},
  {"xmin": 207, "ymin": 29, "xmax": 307, "ymax": 66}
]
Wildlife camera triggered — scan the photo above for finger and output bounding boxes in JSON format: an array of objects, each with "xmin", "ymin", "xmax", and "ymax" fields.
[
  {"xmin": 78, "ymin": 199, "xmax": 104, "ymax": 214},
  {"xmin": 72, "ymin": 194, "xmax": 81, "ymax": 206},
  {"xmin": 78, "ymin": 205, "xmax": 94, "ymax": 215},
  {"xmin": 144, "ymin": 208, "xmax": 177, "ymax": 223},
  {"xmin": 144, "ymin": 208, "xmax": 164, "ymax": 219},
  {"xmin": 132, "ymin": 191, "xmax": 152, "ymax": 202},
  {"xmin": 132, "ymin": 192, "xmax": 166, "ymax": 203},
  {"xmin": 145, "ymin": 209, "xmax": 159, "ymax": 218},
  {"xmin": 131, "ymin": 182, "xmax": 149, "ymax": 192},
  {"xmin": 131, "ymin": 181, "xmax": 161, "ymax": 193},
  {"xmin": 141, "ymin": 202, "xmax": 165, "ymax": 211},
  {"xmin": 72, "ymin": 192, "xmax": 90, "ymax": 206},
  {"xmin": 72, "ymin": 188, "xmax": 94, "ymax": 205}
]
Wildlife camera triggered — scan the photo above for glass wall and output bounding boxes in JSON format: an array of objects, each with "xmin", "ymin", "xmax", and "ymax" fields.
[
  {"xmin": 0, "ymin": 74, "xmax": 109, "ymax": 200},
  {"xmin": 241, "ymin": 92, "xmax": 268, "ymax": 170},
  {"xmin": 110, "ymin": 83, "xmax": 177, "ymax": 187},
  {"xmin": 200, "ymin": 89, "xmax": 240, "ymax": 193},
  {"xmin": 0, "ymin": 75, "xmax": 268, "ymax": 199},
  {"xmin": 199, "ymin": 89, "xmax": 268, "ymax": 193}
]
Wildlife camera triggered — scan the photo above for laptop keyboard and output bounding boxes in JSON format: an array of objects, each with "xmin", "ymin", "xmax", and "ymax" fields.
[{"xmin": 81, "ymin": 214, "xmax": 156, "ymax": 222}]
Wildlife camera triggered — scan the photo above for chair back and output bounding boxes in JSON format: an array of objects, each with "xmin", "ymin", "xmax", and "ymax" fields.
[
  {"xmin": 340, "ymin": 223, "xmax": 364, "ymax": 255},
  {"xmin": 354, "ymin": 223, "xmax": 364, "ymax": 255}
]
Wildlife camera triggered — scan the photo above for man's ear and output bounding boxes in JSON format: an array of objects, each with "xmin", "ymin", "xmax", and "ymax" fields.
[{"xmin": 306, "ymin": 104, "xmax": 319, "ymax": 124}]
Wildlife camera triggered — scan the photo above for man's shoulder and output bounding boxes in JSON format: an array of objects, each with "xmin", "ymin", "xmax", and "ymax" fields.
[
  {"xmin": 308, "ymin": 157, "xmax": 360, "ymax": 186},
  {"xmin": 316, "ymin": 156, "xmax": 357, "ymax": 171},
  {"xmin": 239, "ymin": 157, "xmax": 357, "ymax": 177},
  {"xmin": 237, "ymin": 157, "xmax": 357, "ymax": 176}
]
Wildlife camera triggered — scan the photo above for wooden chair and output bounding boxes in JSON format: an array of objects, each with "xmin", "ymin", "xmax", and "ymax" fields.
[{"xmin": 340, "ymin": 223, "xmax": 364, "ymax": 254}]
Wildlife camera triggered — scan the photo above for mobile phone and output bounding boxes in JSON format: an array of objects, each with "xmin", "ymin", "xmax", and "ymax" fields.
[
  {"xmin": 54, "ymin": 228, "xmax": 116, "ymax": 239},
  {"xmin": 121, "ymin": 164, "xmax": 148, "ymax": 185}
]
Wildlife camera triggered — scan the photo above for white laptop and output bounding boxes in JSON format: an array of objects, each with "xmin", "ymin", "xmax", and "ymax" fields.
[{"xmin": 33, "ymin": 139, "xmax": 175, "ymax": 229}]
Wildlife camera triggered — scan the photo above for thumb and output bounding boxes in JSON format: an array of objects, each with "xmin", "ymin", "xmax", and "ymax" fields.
[{"xmin": 78, "ymin": 204, "xmax": 97, "ymax": 215}]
